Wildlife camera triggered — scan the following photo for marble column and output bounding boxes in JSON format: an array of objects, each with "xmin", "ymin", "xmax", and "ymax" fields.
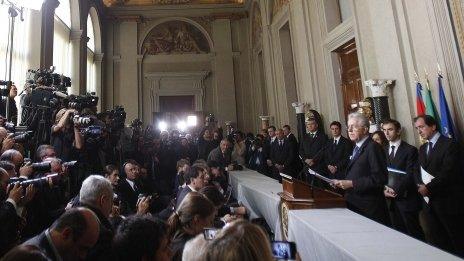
[
  {"xmin": 365, "ymin": 79, "xmax": 395, "ymax": 128},
  {"xmin": 212, "ymin": 18, "xmax": 237, "ymax": 125},
  {"xmin": 118, "ymin": 20, "xmax": 139, "ymax": 122},
  {"xmin": 70, "ymin": 29, "xmax": 83, "ymax": 95},
  {"xmin": 292, "ymin": 102, "xmax": 305, "ymax": 142},
  {"xmin": 40, "ymin": 0, "xmax": 59, "ymax": 68}
]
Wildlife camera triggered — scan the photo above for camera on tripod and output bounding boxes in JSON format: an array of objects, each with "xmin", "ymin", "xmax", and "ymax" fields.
[{"xmin": 67, "ymin": 94, "xmax": 98, "ymax": 110}]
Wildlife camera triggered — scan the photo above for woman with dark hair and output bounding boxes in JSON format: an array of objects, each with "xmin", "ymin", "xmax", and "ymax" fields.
[
  {"xmin": 113, "ymin": 215, "xmax": 170, "ymax": 261},
  {"xmin": 372, "ymin": 130, "xmax": 388, "ymax": 147},
  {"xmin": 168, "ymin": 192, "xmax": 216, "ymax": 261}
]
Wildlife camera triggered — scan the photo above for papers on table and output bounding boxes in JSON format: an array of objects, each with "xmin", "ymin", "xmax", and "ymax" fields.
[
  {"xmin": 307, "ymin": 168, "xmax": 334, "ymax": 184},
  {"xmin": 421, "ymin": 167, "xmax": 434, "ymax": 203}
]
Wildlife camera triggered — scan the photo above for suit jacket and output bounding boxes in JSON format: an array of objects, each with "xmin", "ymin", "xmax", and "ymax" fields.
[
  {"xmin": 117, "ymin": 178, "xmax": 142, "ymax": 215},
  {"xmin": 287, "ymin": 133, "xmax": 299, "ymax": 153},
  {"xmin": 323, "ymin": 136, "xmax": 353, "ymax": 178},
  {"xmin": 248, "ymin": 148, "xmax": 267, "ymax": 174},
  {"xmin": 299, "ymin": 131, "xmax": 328, "ymax": 171},
  {"xmin": 23, "ymin": 230, "xmax": 59, "ymax": 261},
  {"xmin": 0, "ymin": 201, "xmax": 22, "ymax": 256},
  {"xmin": 345, "ymin": 138, "xmax": 389, "ymax": 224},
  {"xmin": 385, "ymin": 141, "xmax": 422, "ymax": 212},
  {"xmin": 263, "ymin": 137, "xmax": 277, "ymax": 160},
  {"xmin": 175, "ymin": 185, "xmax": 193, "ymax": 209},
  {"xmin": 207, "ymin": 147, "xmax": 232, "ymax": 169},
  {"xmin": 418, "ymin": 135, "xmax": 464, "ymax": 210},
  {"xmin": 270, "ymin": 138, "xmax": 295, "ymax": 176}
]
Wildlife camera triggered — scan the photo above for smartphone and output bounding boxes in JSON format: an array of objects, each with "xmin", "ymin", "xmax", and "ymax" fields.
[
  {"xmin": 203, "ymin": 228, "xmax": 219, "ymax": 240},
  {"xmin": 271, "ymin": 241, "xmax": 296, "ymax": 260}
]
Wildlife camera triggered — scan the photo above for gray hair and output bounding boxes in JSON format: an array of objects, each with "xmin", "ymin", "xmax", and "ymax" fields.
[
  {"xmin": 348, "ymin": 112, "xmax": 370, "ymax": 129},
  {"xmin": 79, "ymin": 175, "xmax": 113, "ymax": 207},
  {"xmin": 182, "ymin": 234, "xmax": 209, "ymax": 261}
]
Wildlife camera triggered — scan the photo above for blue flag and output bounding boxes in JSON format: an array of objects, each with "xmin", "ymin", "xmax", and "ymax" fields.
[{"xmin": 438, "ymin": 75, "xmax": 456, "ymax": 139}]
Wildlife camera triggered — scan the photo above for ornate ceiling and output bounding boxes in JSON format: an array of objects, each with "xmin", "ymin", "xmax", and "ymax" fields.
[{"xmin": 103, "ymin": 0, "xmax": 245, "ymax": 7}]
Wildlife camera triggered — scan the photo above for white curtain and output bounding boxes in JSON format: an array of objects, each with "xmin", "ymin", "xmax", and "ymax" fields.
[{"xmin": 0, "ymin": 5, "xmax": 31, "ymax": 90}]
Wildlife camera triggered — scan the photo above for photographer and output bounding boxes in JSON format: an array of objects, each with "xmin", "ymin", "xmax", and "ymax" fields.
[
  {"xmin": 0, "ymin": 84, "xmax": 18, "ymax": 124},
  {"xmin": 0, "ymin": 167, "xmax": 36, "ymax": 256},
  {"xmin": 51, "ymin": 108, "xmax": 84, "ymax": 162}
]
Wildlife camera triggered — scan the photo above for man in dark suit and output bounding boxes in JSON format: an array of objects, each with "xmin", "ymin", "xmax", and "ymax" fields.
[
  {"xmin": 77, "ymin": 175, "xmax": 115, "ymax": 261},
  {"xmin": 333, "ymin": 113, "xmax": 390, "ymax": 226},
  {"xmin": 207, "ymin": 139, "xmax": 232, "ymax": 170},
  {"xmin": 23, "ymin": 207, "xmax": 100, "ymax": 261},
  {"xmin": 382, "ymin": 119, "xmax": 424, "ymax": 240},
  {"xmin": 283, "ymin": 125, "xmax": 298, "ymax": 153},
  {"xmin": 0, "ymin": 170, "xmax": 23, "ymax": 256},
  {"xmin": 323, "ymin": 121, "xmax": 353, "ymax": 179},
  {"xmin": 414, "ymin": 115, "xmax": 464, "ymax": 256},
  {"xmin": 299, "ymin": 118, "xmax": 328, "ymax": 182},
  {"xmin": 248, "ymin": 139, "xmax": 267, "ymax": 174},
  {"xmin": 267, "ymin": 129, "xmax": 296, "ymax": 180},
  {"xmin": 117, "ymin": 161, "xmax": 144, "ymax": 215},
  {"xmin": 175, "ymin": 165, "xmax": 208, "ymax": 209}
]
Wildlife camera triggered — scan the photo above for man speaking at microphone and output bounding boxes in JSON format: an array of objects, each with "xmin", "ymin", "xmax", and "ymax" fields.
[{"xmin": 332, "ymin": 112, "xmax": 390, "ymax": 226}]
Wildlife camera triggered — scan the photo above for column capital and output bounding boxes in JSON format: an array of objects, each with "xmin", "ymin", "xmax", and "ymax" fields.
[
  {"xmin": 70, "ymin": 30, "xmax": 83, "ymax": 41},
  {"xmin": 364, "ymin": 79, "xmax": 395, "ymax": 97},
  {"xmin": 291, "ymin": 102, "xmax": 305, "ymax": 114},
  {"xmin": 94, "ymin": 53, "xmax": 104, "ymax": 62}
]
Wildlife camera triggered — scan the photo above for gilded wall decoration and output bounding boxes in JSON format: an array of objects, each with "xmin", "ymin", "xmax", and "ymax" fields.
[
  {"xmin": 142, "ymin": 21, "xmax": 211, "ymax": 55},
  {"xmin": 449, "ymin": 0, "xmax": 464, "ymax": 63},
  {"xmin": 251, "ymin": 2, "xmax": 262, "ymax": 48},
  {"xmin": 104, "ymin": 0, "xmax": 244, "ymax": 7},
  {"xmin": 272, "ymin": 0, "xmax": 290, "ymax": 18}
]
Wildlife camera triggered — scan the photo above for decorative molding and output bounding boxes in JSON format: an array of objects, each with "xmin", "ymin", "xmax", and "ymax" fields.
[
  {"xmin": 144, "ymin": 71, "xmax": 210, "ymax": 112},
  {"xmin": 251, "ymin": 2, "xmax": 263, "ymax": 49},
  {"xmin": 448, "ymin": 0, "xmax": 464, "ymax": 60},
  {"xmin": 104, "ymin": 0, "xmax": 245, "ymax": 7},
  {"xmin": 272, "ymin": 0, "xmax": 291, "ymax": 19},
  {"xmin": 324, "ymin": 18, "xmax": 355, "ymax": 51}
]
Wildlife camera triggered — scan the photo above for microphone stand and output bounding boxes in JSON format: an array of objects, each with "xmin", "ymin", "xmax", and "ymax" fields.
[{"xmin": 1, "ymin": 0, "xmax": 24, "ymax": 122}]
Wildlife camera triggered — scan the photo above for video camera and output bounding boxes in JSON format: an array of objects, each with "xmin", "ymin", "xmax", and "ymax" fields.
[
  {"xmin": 67, "ymin": 93, "xmax": 98, "ymax": 110},
  {"xmin": 26, "ymin": 68, "xmax": 71, "ymax": 91},
  {"xmin": 107, "ymin": 106, "xmax": 126, "ymax": 131}
]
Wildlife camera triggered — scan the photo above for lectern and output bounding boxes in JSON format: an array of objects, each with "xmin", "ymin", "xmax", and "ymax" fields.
[
  {"xmin": 278, "ymin": 173, "xmax": 345, "ymax": 209},
  {"xmin": 278, "ymin": 173, "xmax": 345, "ymax": 239}
]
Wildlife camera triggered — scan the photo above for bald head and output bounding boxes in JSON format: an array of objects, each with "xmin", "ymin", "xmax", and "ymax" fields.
[{"xmin": 49, "ymin": 207, "xmax": 100, "ymax": 261}]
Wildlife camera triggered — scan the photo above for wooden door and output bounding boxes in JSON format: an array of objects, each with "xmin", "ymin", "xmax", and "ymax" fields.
[{"xmin": 335, "ymin": 39, "xmax": 363, "ymax": 119}]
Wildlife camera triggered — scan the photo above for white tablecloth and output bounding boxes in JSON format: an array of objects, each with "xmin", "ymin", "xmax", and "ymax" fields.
[
  {"xmin": 288, "ymin": 209, "xmax": 462, "ymax": 261},
  {"xmin": 228, "ymin": 169, "xmax": 283, "ymax": 239},
  {"xmin": 229, "ymin": 169, "xmax": 462, "ymax": 261}
]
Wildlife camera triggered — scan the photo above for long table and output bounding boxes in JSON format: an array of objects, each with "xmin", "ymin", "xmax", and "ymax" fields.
[{"xmin": 228, "ymin": 169, "xmax": 462, "ymax": 261}]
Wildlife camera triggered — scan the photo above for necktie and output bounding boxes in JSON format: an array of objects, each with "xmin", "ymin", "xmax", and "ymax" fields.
[
  {"xmin": 351, "ymin": 146, "xmax": 360, "ymax": 160},
  {"xmin": 334, "ymin": 139, "xmax": 337, "ymax": 146},
  {"xmin": 279, "ymin": 140, "xmax": 283, "ymax": 147},
  {"xmin": 310, "ymin": 133, "xmax": 315, "ymax": 139},
  {"xmin": 427, "ymin": 142, "xmax": 433, "ymax": 157},
  {"xmin": 389, "ymin": 145, "xmax": 395, "ymax": 161}
]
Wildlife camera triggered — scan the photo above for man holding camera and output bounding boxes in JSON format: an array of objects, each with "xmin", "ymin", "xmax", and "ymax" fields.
[{"xmin": 51, "ymin": 108, "xmax": 84, "ymax": 162}]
